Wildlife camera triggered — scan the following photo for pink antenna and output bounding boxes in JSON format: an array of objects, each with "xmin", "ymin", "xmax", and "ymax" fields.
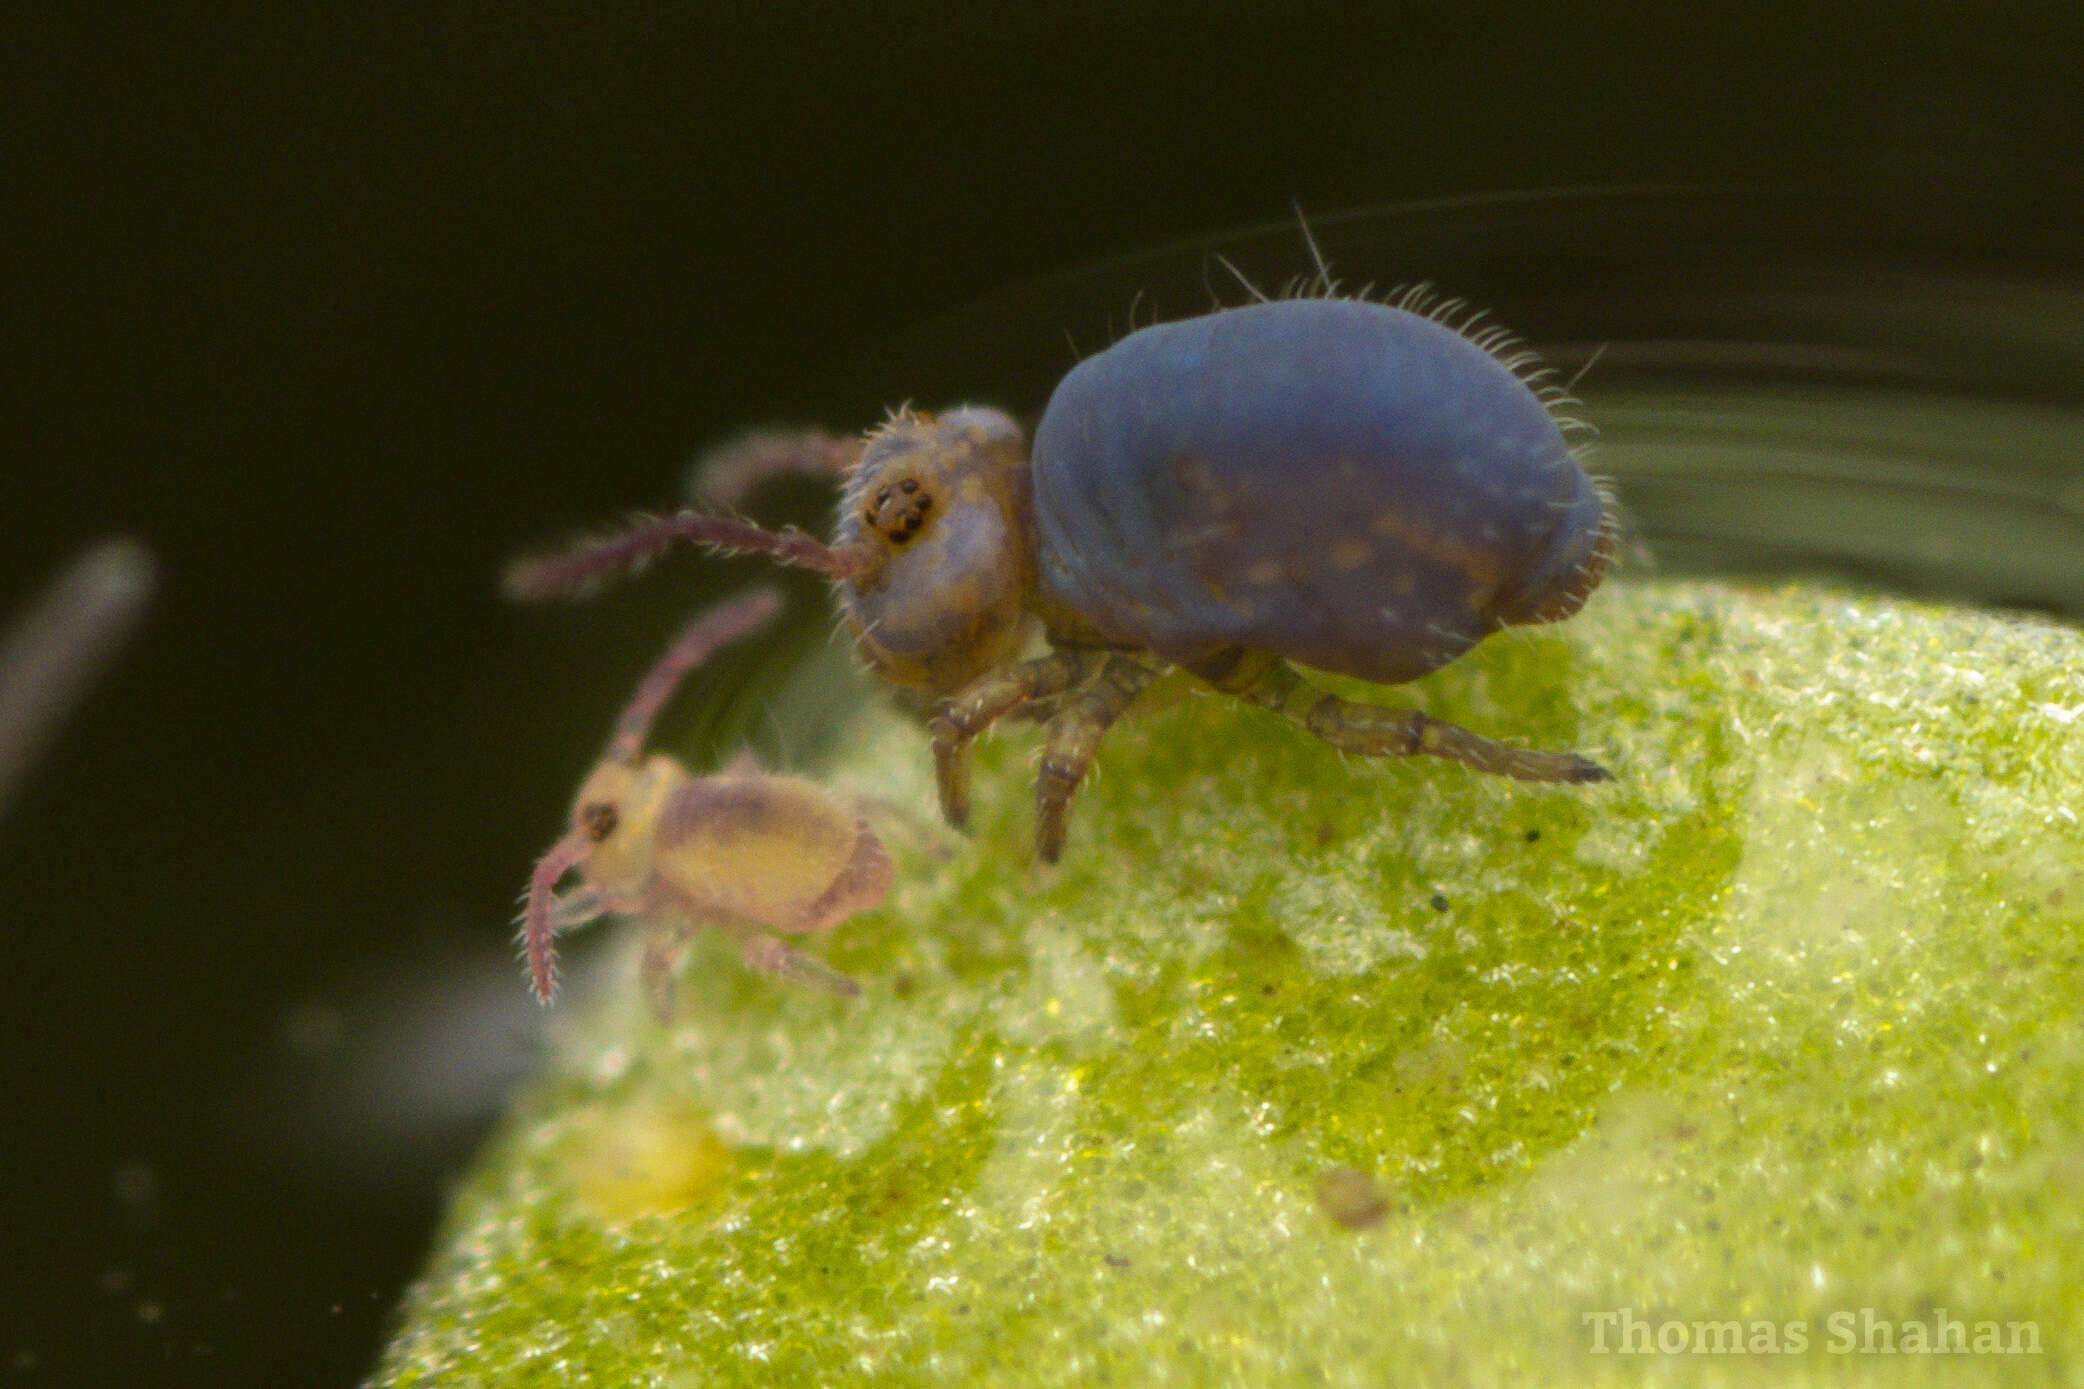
[
  {"xmin": 522, "ymin": 830, "xmax": 591, "ymax": 1003},
  {"xmin": 502, "ymin": 511, "xmax": 869, "ymax": 602},
  {"xmin": 606, "ymin": 588, "xmax": 783, "ymax": 763},
  {"xmin": 686, "ymin": 429, "xmax": 863, "ymax": 510}
]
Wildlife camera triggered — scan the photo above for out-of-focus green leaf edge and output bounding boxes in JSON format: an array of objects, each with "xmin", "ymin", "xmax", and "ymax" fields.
[{"xmin": 373, "ymin": 581, "xmax": 2084, "ymax": 1387}]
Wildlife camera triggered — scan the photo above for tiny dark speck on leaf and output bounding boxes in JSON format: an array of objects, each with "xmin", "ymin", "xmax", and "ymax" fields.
[
  {"xmin": 1430, "ymin": 893, "xmax": 1449, "ymax": 913},
  {"xmin": 1315, "ymin": 1165, "xmax": 1390, "ymax": 1230},
  {"xmin": 1524, "ymin": 828, "xmax": 1541, "ymax": 842},
  {"xmin": 1104, "ymin": 1252, "xmax": 1131, "ymax": 1268}
]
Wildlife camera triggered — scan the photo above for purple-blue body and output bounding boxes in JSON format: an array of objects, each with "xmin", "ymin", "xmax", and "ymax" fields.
[
  {"xmin": 1031, "ymin": 298, "xmax": 1604, "ymax": 684},
  {"xmin": 505, "ymin": 291, "xmax": 1619, "ymax": 863}
]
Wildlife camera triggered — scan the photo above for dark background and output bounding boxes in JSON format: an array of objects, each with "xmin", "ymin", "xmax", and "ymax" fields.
[{"xmin": 4, "ymin": 4, "xmax": 2081, "ymax": 1385}]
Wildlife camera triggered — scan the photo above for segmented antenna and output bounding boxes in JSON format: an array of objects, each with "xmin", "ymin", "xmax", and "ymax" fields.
[
  {"xmin": 685, "ymin": 429, "xmax": 863, "ymax": 511},
  {"xmin": 522, "ymin": 830, "xmax": 591, "ymax": 1003},
  {"xmin": 607, "ymin": 588, "xmax": 782, "ymax": 763},
  {"xmin": 502, "ymin": 511, "xmax": 869, "ymax": 602}
]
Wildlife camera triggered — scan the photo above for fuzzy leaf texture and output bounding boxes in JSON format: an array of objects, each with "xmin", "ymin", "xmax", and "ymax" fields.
[{"xmin": 375, "ymin": 581, "xmax": 2084, "ymax": 1387}]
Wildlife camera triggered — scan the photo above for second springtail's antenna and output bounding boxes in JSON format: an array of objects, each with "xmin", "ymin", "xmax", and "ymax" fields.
[
  {"xmin": 606, "ymin": 588, "xmax": 783, "ymax": 764},
  {"xmin": 522, "ymin": 830, "xmax": 592, "ymax": 1003}
]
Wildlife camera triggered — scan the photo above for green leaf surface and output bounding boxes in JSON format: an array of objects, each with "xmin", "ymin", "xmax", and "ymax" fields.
[{"xmin": 374, "ymin": 582, "xmax": 2084, "ymax": 1387}]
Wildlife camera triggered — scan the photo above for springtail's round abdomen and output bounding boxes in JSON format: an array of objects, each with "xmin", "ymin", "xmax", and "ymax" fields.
[{"xmin": 1031, "ymin": 297, "xmax": 1609, "ymax": 684}]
